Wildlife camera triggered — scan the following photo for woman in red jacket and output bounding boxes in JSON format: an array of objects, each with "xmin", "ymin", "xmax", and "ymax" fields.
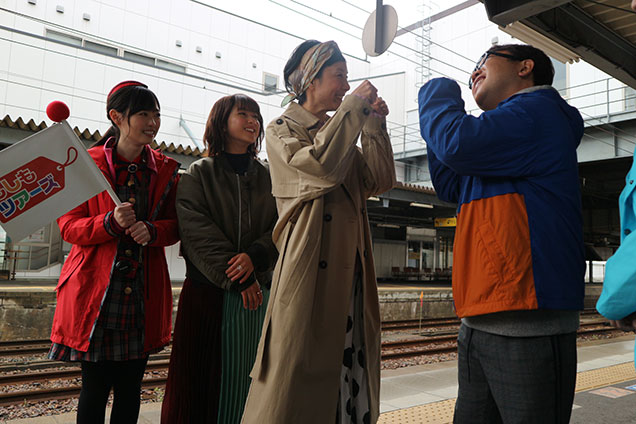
[{"xmin": 48, "ymin": 81, "xmax": 180, "ymax": 424}]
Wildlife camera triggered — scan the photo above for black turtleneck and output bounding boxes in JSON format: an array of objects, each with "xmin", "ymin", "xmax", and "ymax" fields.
[{"xmin": 224, "ymin": 152, "xmax": 251, "ymax": 175}]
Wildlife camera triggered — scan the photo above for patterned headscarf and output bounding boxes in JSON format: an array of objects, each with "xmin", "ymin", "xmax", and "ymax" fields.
[{"xmin": 281, "ymin": 41, "xmax": 339, "ymax": 107}]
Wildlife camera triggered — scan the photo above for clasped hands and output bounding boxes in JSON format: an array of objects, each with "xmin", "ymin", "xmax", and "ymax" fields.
[
  {"xmin": 113, "ymin": 202, "xmax": 150, "ymax": 245},
  {"xmin": 352, "ymin": 80, "xmax": 390, "ymax": 117}
]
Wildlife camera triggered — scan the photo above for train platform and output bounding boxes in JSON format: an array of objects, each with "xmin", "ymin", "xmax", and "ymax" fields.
[{"xmin": 5, "ymin": 336, "xmax": 636, "ymax": 423}]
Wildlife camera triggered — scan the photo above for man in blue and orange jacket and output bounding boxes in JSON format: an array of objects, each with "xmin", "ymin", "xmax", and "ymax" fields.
[{"xmin": 419, "ymin": 44, "xmax": 585, "ymax": 423}]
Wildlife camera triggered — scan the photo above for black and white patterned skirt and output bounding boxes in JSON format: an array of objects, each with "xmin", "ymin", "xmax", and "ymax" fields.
[{"xmin": 337, "ymin": 273, "xmax": 370, "ymax": 424}]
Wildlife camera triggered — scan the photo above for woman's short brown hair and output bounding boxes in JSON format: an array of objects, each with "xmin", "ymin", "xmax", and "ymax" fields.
[{"xmin": 203, "ymin": 94, "xmax": 264, "ymax": 157}]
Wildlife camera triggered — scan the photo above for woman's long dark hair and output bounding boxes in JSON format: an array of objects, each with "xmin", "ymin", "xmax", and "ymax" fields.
[
  {"xmin": 283, "ymin": 40, "xmax": 346, "ymax": 105},
  {"xmin": 94, "ymin": 83, "xmax": 160, "ymax": 146},
  {"xmin": 203, "ymin": 94, "xmax": 264, "ymax": 158}
]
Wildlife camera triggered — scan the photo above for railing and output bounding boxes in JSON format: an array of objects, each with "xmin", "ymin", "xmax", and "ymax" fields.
[
  {"xmin": 386, "ymin": 120, "xmax": 432, "ymax": 184},
  {"xmin": 0, "ymin": 222, "xmax": 63, "ymax": 278},
  {"xmin": 388, "ymin": 121, "xmax": 426, "ymax": 157},
  {"xmin": 561, "ymin": 78, "xmax": 636, "ymax": 123},
  {"xmin": 0, "ymin": 247, "xmax": 54, "ymax": 280}
]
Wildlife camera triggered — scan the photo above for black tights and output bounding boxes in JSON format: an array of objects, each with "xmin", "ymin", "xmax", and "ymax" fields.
[{"xmin": 77, "ymin": 357, "xmax": 148, "ymax": 424}]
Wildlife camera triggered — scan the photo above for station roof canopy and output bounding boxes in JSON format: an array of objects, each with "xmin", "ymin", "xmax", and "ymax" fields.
[
  {"xmin": 0, "ymin": 114, "xmax": 205, "ymax": 157},
  {"xmin": 367, "ymin": 182, "xmax": 457, "ymax": 229},
  {"xmin": 482, "ymin": 0, "xmax": 636, "ymax": 89}
]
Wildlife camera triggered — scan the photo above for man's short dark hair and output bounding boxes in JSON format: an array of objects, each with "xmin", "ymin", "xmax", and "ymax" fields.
[{"xmin": 488, "ymin": 44, "xmax": 554, "ymax": 86}]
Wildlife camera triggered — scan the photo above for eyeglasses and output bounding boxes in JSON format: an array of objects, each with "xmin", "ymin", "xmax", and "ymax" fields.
[{"xmin": 468, "ymin": 51, "xmax": 523, "ymax": 89}]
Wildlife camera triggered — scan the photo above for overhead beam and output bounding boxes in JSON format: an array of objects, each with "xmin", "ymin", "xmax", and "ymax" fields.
[
  {"xmin": 523, "ymin": 3, "xmax": 636, "ymax": 89},
  {"xmin": 482, "ymin": 0, "xmax": 571, "ymax": 26},
  {"xmin": 379, "ymin": 187, "xmax": 456, "ymax": 208}
]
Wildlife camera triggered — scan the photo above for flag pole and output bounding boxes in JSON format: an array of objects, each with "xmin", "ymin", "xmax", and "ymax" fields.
[{"xmin": 106, "ymin": 187, "xmax": 123, "ymax": 207}]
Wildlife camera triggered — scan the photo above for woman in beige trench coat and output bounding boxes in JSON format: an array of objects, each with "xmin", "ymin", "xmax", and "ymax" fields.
[{"xmin": 242, "ymin": 40, "xmax": 395, "ymax": 424}]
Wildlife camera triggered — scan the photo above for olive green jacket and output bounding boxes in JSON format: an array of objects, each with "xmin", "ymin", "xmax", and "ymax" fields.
[
  {"xmin": 176, "ymin": 154, "xmax": 278, "ymax": 290},
  {"xmin": 243, "ymin": 95, "xmax": 396, "ymax": 424}
]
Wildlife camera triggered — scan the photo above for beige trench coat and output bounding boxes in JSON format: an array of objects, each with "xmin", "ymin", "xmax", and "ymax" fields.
[{"xmin": 242, "ymin": 95, "xmax": 396, "ymax": 424}]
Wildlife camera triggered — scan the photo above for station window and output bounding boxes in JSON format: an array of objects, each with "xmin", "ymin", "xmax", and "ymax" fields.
[
  {"xmin": 263, "ymin": 72, "xmax": 278, "ymax": 92},
  {"xmin": 407, "ymin": 241, "xmax": 421, "ymax": 269},
  {"xmin": 157, "ymin": 59, "xmax": 186, "ymax": 73},
  {"xmin": 43, "ymin": 28, "xmax": 186, "ymax": 74},
  {"xmin": 421, "ymin": 240, "xmax": 434, "ymax": 270},
  {"xmin": 124, "ymin": 51, "xmax": 155, "ymax": 66},
  {"xmin": 45, "ymin": 29, "xmax": 81, "ymax": 46},
  {"xmin": 85, "ymin": 40, "xmax": 117, "ymax": 56}
]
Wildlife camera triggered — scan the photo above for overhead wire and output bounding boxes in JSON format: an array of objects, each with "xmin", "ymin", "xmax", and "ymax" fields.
[
  {"xmin": 285, "ymin": 0, "xmax": 473, "ymax": 77},
  {"xmin": 339, "ymin": 0, "xmax": 478, "ymax": 64}
]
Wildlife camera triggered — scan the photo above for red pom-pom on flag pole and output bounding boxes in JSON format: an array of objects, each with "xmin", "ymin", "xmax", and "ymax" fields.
[{"xmin": 46, "ymin": 101, "xmax": 70, "ymax": 122}]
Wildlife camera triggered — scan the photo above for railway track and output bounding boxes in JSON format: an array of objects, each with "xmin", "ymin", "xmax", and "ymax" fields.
[
  {"xmin": 380, "ymin": 320, "xmax": 617, "ymax": 360},
  {"xmin": 381, "ymin": 317, "xmax": 459, "ymax": 331},
  {"xmin": 0, "ymin": 359, "xmax": 170, "ymax": 386},
  {"xmin": 380, "ymin": 310, "xmax": 602, "ymax": 332},
  {"xmin": 0, "ymin": 339, "xmax": 52, "ymax": 357},
  {"xmin": 0, "ymin": 312, "xmax": 615, "ymax": 406},
  {"xmin": 0, "ymin": 376, "xmax": 167, "ymax": 406}
]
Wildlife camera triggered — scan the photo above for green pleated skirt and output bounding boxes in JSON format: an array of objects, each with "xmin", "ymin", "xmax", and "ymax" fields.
[{"xmin": 217, "ymin": 288, "xmax": 270, "ymax": 424}]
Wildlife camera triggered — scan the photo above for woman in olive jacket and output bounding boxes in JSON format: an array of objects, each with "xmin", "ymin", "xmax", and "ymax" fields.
[
  {"xmin": 161, "ymin": 94, "xmax": 278, "ymax": 424},
  {"xmin": 243, "ymin": 40, "xmax": 395, "ymax": 424}
]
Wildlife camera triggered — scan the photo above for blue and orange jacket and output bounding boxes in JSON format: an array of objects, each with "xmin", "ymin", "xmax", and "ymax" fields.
[{"xmin": 418, "ymin": 78, "xmax": 585, "ymax": 318}]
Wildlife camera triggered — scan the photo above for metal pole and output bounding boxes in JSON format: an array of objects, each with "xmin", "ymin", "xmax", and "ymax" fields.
[
  {"xmin": 10, "ymin": 250, "xmax": 16, "ymax": 280},
  {"xmin": 606, "ymin": 78, "xmax": 610, "ymax": 121},
  {"xmin": 375, "ymin": 0, "xmax": 384, "ymax": 55},
  {"xmin": 403, "ymin": 125, "xmax": 406, "ymax": 154}
]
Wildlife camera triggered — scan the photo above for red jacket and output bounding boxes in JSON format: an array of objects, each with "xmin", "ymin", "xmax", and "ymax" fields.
[{"xmin": 50, "ymin": 144, "xmax": 180, "ymax": 353}]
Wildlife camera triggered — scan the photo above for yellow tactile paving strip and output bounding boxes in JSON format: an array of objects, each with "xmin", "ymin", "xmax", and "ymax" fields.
[
  {"xmin": 379, "ymin": 363, "xmax": 636, "ymax": 424},
  {"xmin": 575, "ymin": 362, "xmax": 636, "ymax": 392},
  {"xmin": 379, "ymin": 399, "xmax": 456, "ymax": 424}
]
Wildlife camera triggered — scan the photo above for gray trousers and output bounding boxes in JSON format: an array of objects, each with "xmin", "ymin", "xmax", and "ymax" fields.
[{"xmin": 453, "ymin": 324, "xmax": 577, "ymax": 424}]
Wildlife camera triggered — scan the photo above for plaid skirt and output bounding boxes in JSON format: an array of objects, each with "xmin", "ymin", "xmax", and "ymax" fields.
[
  {"xmin": 48, "ymin": 275, "xmax": 159, "ymax": 362},
  {"xmin": 47, "ymin": 326, "xmax": 156, "ymax": 362}
]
